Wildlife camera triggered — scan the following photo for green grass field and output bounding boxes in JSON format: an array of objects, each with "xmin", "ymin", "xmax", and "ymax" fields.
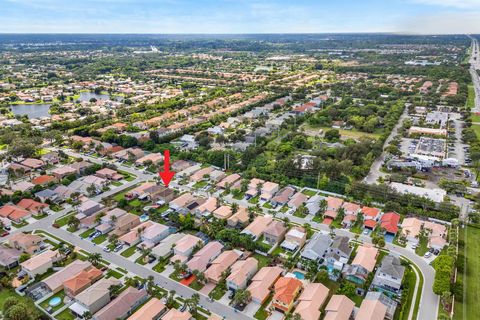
[
  {"xmin": 467, "ymin": 85, "xmax": 475, "ymax": 109},
  {"xmin": 0, "ymin": 289, "xmax": 41, "ymax": 318},
  {"xmin": 454, "ymin": 226, "xmax": 480, "ymax": 320},
  {"xmin": 471, "ymin": 124, "xmax": 480, "ymax": 139}
]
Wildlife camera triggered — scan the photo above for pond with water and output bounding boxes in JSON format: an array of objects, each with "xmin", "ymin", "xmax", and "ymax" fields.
[{"xmin": 11, "ymin": 103, "xmax": 51, "ymax": 119}]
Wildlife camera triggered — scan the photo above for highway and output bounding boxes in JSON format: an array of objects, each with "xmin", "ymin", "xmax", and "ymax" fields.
[{"xmin": 468, "ymin": 35, "xmax": 480, "ymax": 112}]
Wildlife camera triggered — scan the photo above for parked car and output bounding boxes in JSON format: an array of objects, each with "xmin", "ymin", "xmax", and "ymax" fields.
[
  {"xmin": 424, "ymin": 252, "xmax": 432, "ymax": 258},
  {"xmin": 103, "ymin": 247, "xmax": 111, "ymax": 252}
]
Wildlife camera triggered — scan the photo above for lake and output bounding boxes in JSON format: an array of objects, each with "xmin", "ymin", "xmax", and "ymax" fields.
[
  {"xmin": 11, "ymin": 104, "xmax": 51, "ymax": 119},
  {"xmin": 79, "ymin": 92, "xmax": 123, "ymax": 102}
]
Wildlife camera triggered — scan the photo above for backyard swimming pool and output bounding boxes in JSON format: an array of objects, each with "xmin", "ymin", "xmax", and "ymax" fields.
[
  {"xmin": 293, "ymin": 271, "xmax": 305, "ymax": 280},
  {"xmin": 49, "ymin": 296, "xmax": 61, "ymax": 307}
]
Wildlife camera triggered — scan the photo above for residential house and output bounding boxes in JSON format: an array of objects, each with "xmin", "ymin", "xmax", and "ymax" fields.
[
  {"xmin": 77, "ymin": 200, "xmax": 103, "ymax": 218},
  {"xmin": 169, "ymin": 193, "xmax": 196, "ymax": 212},
  {"xmin": 301, "ymin": 232, "xmax": 332, "ymax": 263},
  {"xmin": 171, "ymin": 160, "xmax": 192, "ymax": 172},
  {"xmin": 216, "ymin": 174, "xmax": 241, "ymax": 189},
  {"xmin": 204, "ymin": 250, "xmax": 240, "ymax": 283},
  {"xmin": 263, "ymin": 220, "xmax": 287, "ymax": 246},
  {"xmin": 11, "ymin": 181, "xmax": 35, "ymax": 193},
  {"xmin": 63, "ymin": 266, "xmax": 103, "ymax": 297},
  {"xmin": 42, "ymin": 260, "xmax": 92, "ymax": 293},
  {"xmin": 227, "ymin": 207, "xmax": 250, "ymax": 228},
  {"xmin": 209, "ymin": 170, "xmax": 227, "ymax": 183},
  {"xmin": 127, "ymin": 298, "xmax": 166, "ymax": 320},
  {"xmin": 343, "ymin": 245, "xmax": 378, "ymax": 284},
  {"xmin": 260, "ymin": 182, "xmax": 279, "ymax": 201},
  {"xmin": 94, "ymin": 287, "xmax": 148, "ymax": 320},
  {"xmin": 186, "ymin": 241, "xmax": 224, "ymax": 272},
  {"xmin": 247, "ymin": 266, "xmax": 284, "ymax": 304},
  {"xmin": 372, "ymin": 254, "xmax": 405, "ymax": 296},
  {"xmin": 287, "ymin": 192, "xmax": 307, "ymax": 210},
  {"xmin": 212, "ymin": 205, "xmax": 233, "ymax": 220},
  {"xmin": 95, "ymin": 168, "xmax": 123, "ymax": 181},
  {"xmin": 294, "ymin": 283, "xmax": 330, "ymax": 320},
  {"xmin": 0, "ymin": 205, "xmax": 31, "ymax": 223},
  {"xmin": 35, "ymin": 189, "xmax": 59, "ymax": 203},
  {"xmin": 400, "ymin": 217, "xmax": 423, "ymax": 244},
  {"xmin": 325, "ymin": 236, "xmax": 352, "ymax": 273},
  {"xmin": 135, "ymin": 153, "xmax": 164, "ymax": 166},
  {"xmin": 241, "ymin": 215, "xmax": 273, "ymax": 241},
  {"xmin": 8, "ymin": 232, "xmax": 44, "ymax": 254},
  {"xmin": 361, "ymin": 291, "xmax": 398, "ymax": 320},
  {"xmin": 162, "ymin": 309, "xmax": 192, "ymax": 320},
  {"xmin": 245, "ymin": 178, "xmax": 264, "ymax": 199},
  {"xmin": 305, "ymin": 195, "xmax": 324, "ymax": 216},
  {"xmin": 112, "ymin": 147, "xmax": 145, "ymax": 161},
  {"xmin": 0, "ymin": 245, "xmax": 22, "ymax": 269},
  {"xmin": 194, "ymin": 197, "xmax": 218, "ymax": 217},
  {"xmin": 21, "ymin": 158, "xmax": 45, "ymax": 170},
  {"xmin": 380, "ymin": 212, "xmax": 400, "ymax": 235},
  {"xmin": 140, "ymin": 184, "xmax": 175, "ymax": 203},
  {"xmin": 271, "ymin": 187, "xmax": 295, "ymax": 207},
  {"xmin": 52, "ymin": 185, "xmax": 76, "ymax": 201},
  {"xmin": 69, "ymin": 278, "xmax": 122, "ymax": 316},
  {"xmin": 190, "ymin": 167, "xmax": 214, "ymax": 182},
  {"xmin": 171, "ymin": 234, "xmax": 203, "ymax": 264},
  {"xmin": 226, "ymin": 257, "xmax": 258, "ymax": 291},
  {"xmin": 342, "ymin": 202, "xmax": 361, "ymax": 224},
  {"xmin": 424, "ymin": 221, "xmax": 448, "ymax": 250},
  {"xmin": 139, "ymin": 222, "xmax": 170, "ymax": 248},
  {"xmin": 21, "ymin": 249, "xmax": 60, "ymax": 277},
  {"xmin": 31, "ymin": 175, "xmax": 56, "ymax": 186},
  {"xmin": 355, "ymin": 299, "xmax": 388, "ymax": 320},
  {"xmin": 70, "ymin": 161, "xmax": 95, "ymax": 175},
  {"xmin": 362, "ymin": 207, "xmax": 381, "ymax": 230},
  {"xmin": 324, "ymin": 295, "xmax": 355, "ymax": 320},
  {"xmin": 271, "ymin": 277, "xmax": 303, "ymax": 313},
  {"xmin": 41, "ymin": 151, "xmax": 60, "ymax": 164},
  {"xmin": 151, "ymin": 233, "xmax": 186, "ymax": 259},
  {"xmin": 280, "ymin": 227, "xmax": 307, "ymax": 252},
  {"xmin": 325, "ymin": 197, "xmax": 344, "ymax": 220},
  {"xmin": 112, "ymin": 213, "xmax": 141, "ymax": 237},
  {"xmin": 125, "ymin": 182, "xmax": 156, "ymax": 200},
  {"xmin": 17, "ymin": 198, "xmax": 48, "ymax": 216}
]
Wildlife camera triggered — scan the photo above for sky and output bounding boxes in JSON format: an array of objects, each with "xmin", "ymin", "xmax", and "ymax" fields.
[{"xmin": 1, "ymin": 0, "xmax": 480, "ymax": 34}]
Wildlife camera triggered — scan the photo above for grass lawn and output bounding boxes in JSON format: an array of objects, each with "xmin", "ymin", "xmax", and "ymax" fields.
[
  {"xmin": 253, "ymin": 253, "xmax": 272, "ymax": 268},
  {"xmin": 254, "ymin": 295, "xmax": 272, "ymax": 320},
  {"xmin": 471, "ymin": 114, "xmax": 480, "ymax": 122},
  {"xmin": 80, "ymin": 228, "xmax": 95, "ymax": 238},
  {"xmin": 153, "ymin": 259, "xmax": 169, "ymax": 273},
  {"xmin": 112, "ymin": 181, "xmax": 122, "ymax": 187},
  {"xmin": 0, "ymin": 289, "xmax": 41, "ymax": 317},
  {"xmin": 56, "ymin": 308, "xmax": 75, "ymax": 320},
  {"xmin": 467, "ymin": 85, "xmax": 475, "ymax": 109},
  {"xmin": 40, "ymin": 290, "xmax": 65, "ymax": 312},
  {"xmin": 262, "ymin": 202, "xmax": 273, "ymax": 209},
  {"xmin": 193, "ymin": 180, "xmax": 208, "ymax": 189},
  {"xmin": 293, "ymin": 210, "xmax": 307, "ymax": 218},
  {"xmin": 121, "ymin": 245, "xmax": 137, "ymax": 257},
  {"xmin": 471, "ymin": 124, "xmax": 480, "ymax": 139},
  {"xmin": 312, "ymin": 215, "xmax": 323, "ymax": 223},
  {"xmin": 129, "ymin": 199, "xmax": 143, "ymax": 208},
  {"xmin": 32, "ymin": 213, "xmax": 48, "ymax": 220},
  {"xmin": 12, "ymin": 220, "xmax": 28, "ymax": 228},
  {"xmin": 454, "ymin": 225, "xmax": 480, "ymax": 320},
  {"xmin": 209, "ymin": 283, "xmax": 227, "ymax": 300},
  {"xmin": 415, "ymin": 233, "xmax": 429, "ymax": 256},
  {"xmin": 93, "ymin": 233, "xmax": 108, "ymax": 244},
  {"xmin": 189, "ymin": 279, "xmax": 205, "ymax": 291},
  {"xmin": 248, "ymin": 195, "xmax": 259, "ymax": 204},
  {"xmin": 55, "ymin": 214, "xmax": 73, "ymax": 227},
  {"xmin": 106, "ymin": 269, "xmax": 124, "ymax": 279},
  {"xmin": 301, "ymin": 189, "xmax": 317, "ymax": 197}
]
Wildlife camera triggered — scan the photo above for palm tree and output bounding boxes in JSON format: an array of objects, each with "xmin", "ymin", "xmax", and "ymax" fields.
[
  {"xmin": 232, "ymin": 289, "xmax": 251, "ymax": 307},
  {"xmin": 231, "ymin": 203, "xmax": 239, "ymax": 214},
  {"xmin": 67, "ymin": 215, "xmax": 80, "ymax": 231},
  {"xmin": 166, "ymin": 290, "xmax": 176, "ymax": 308},
  {"xmin": 87, "ymin": 252, "xmax": 102, "ymax": 266},
  {"xmin": 82, "ymin": 311, "xmax": 93, "ymax": 320}
]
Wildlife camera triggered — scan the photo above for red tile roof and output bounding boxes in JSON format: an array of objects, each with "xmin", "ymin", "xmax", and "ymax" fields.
[
  {"xmin": 364, "ymin": 219, "xmax": 377, "ymax": 229},
  {"xmin": 380, "ymin": 212, "xmax": 400, "ymax": 234}
]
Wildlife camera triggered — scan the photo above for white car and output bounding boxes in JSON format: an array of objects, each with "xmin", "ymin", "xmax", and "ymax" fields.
[{"xmin": 424, "ymin": 252, "xmax": 432, "ymax": 258}]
